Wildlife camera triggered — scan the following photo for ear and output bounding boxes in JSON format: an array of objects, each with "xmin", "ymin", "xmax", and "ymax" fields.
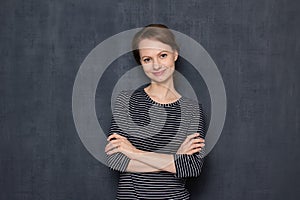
[{"xmin": 174, "ymin": 50, "xmax": 179, "ymax": 61}]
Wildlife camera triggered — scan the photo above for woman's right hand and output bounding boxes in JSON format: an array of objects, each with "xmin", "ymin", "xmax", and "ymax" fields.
[
  {"xmin": 177, "ymin": 133, "xmax": 205, "ymax": 155},
  {"xmin": 105, "ymin": 133, "xmax": 142, "ymax": 160}
]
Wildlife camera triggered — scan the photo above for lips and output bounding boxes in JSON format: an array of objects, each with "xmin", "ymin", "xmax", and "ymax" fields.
[{"xmin": 152, "ymin": 69, "xmax": 165, "ymax": 76}]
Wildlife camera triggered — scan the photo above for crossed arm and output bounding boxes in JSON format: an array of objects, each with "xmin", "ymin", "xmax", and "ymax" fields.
[
  {"xmin": 105, "ymin": 132, "xmax": 205, "ymax": 174},
  {"xmin": 106, "ymin": 92, "xmax": 206, "ymax": 176}
]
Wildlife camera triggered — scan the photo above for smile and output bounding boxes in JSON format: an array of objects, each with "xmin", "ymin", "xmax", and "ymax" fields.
[{"xmin": 152, "ymin": 69, "xmax": 166, "ymax": 76}]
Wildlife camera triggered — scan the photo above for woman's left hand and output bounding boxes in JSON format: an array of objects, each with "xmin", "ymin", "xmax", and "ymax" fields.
[
  {"xmin": 177, "ymin": 133, "xmax": 205, "ymax": 155},
  {"xmin": 105, "ymin": 133, "xmax": 140, "ymax": 159}
]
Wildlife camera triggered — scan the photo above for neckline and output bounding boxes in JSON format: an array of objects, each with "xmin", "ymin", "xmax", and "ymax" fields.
[{"xmin": 142, "ymin": 86, "xmax": 183, "ymax": 107}]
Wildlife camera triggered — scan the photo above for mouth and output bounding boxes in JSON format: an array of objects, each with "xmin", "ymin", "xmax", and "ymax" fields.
[{"xmin": 152, "ymin": 69, "xmax": 166, "ymax": 76}]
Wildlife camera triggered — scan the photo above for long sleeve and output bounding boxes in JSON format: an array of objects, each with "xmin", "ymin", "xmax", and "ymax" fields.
[
  {"xmin": 174, "ymin": 103, "xmax": 206, "ymax": 178},
  {"xmin": 106, "ymin": 92, "xmax": 131, "ymax": 172}
]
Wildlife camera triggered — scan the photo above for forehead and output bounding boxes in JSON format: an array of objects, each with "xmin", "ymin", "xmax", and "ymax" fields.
[{"xmin": 138, "ymin": 39, "xmax": 173, "ymax": 54}]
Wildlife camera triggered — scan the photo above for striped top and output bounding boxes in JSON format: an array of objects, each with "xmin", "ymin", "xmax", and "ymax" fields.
[{"xmin": 107, "ymin": 85, "xmax": 206, "ymax": 200}]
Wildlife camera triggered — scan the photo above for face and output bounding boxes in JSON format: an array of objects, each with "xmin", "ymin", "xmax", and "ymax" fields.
[{"xmin": 138, "ymin": 39, "xmax": 178, "ymax": 85}]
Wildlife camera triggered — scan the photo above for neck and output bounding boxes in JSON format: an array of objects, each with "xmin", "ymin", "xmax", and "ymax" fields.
[{"xmin": 145, "ymin": 81, "xmax": 181, "ymax": 103}]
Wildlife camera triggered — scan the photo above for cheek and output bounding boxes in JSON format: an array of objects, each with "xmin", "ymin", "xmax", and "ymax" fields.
[
  {"xmin": 142, "ymin": 64, "xmax": 152, "ymax": 72},
  {"xmin": 165, "ymin": 58, "xmax": 175, "ymax": 67}
]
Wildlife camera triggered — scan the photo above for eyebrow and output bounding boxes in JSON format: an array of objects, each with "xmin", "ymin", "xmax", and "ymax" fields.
[{"xmin": 140, "ymin": 50, "xmax": 171, "ymax": 59}]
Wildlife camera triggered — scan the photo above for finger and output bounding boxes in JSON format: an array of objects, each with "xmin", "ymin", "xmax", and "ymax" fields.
[
  {"xmin": 107, "ymin": 133, "xmax": 119, "ymax": 141},
  {"xmin": 187, "ymin": 147, "xmax": 202, "ymax": 155},
  {"xmin": 186, "ymin": 133, "xmax": 200, "ymax": 141},
  {"xmin": 191, "ymin": 138, "xmax": 205, "ymax": 144},
  {"xmin": 187, "ymin": 133, "xmax": 199, "ymax": 139},
  {"xmin": 192, "ymin": 143, "xmax": 205, "ymax": 149},
  {"xmin": 187, "ymin": 138, "xmax": 200, "ymax": 147},
  {"xmin": 187, "ymin": 143, "xmax": 205, "ymax": 152},
  {"xmin": 183, "ymin": 142, "xmax": 203, "ymax": 153},
  {"xmin": 106, "ymin": 146, "xmax": 121, "ymax": 155},
  {"xmin": 107, "ymin": 133, "xmax": 124, "ymax": 141},
  {"xmin": 105, "ymin": 142, "xmax": 117, "ymax": 153},
  {"xmin": 105, "ymin": 140, "xmax": 121, "ymax": 152},
  {"xmin": 183, "ymin": 133, "xmax": 196, "ymax": 144},
  {"xmin": 193, "ymin": 133, "xmax": 205, "ymax": 140},
  {"xmin": 109, "ymin": 139, "xmax": 122, "ymax": 145}
]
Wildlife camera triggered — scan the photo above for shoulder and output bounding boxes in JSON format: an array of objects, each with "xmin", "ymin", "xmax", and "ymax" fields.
[
  {"xmin": 115, "ymin": 85, "xmax": 148, "ymax": 104},
  {"xmin": 114, "ymin": 90, "xmax": 134, "ymax": 105},
  {"xmin": 180, "ymin": 96, "xmax": 203, "ymax": 112}
]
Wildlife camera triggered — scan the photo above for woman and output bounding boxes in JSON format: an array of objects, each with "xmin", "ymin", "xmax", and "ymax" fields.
[{"xmin": 105, "ymin": 24, "xmax": 206, "ymax": 199}]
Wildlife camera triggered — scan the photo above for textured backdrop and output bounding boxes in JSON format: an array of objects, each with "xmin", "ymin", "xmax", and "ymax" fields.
[{"xmin": 1, "ymin": 0, "xmax": 299, "ymax": 199}]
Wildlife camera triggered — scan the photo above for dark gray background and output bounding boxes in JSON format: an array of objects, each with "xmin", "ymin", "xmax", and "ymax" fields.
[{"xmin": 1, "ymin": 0, "xmax": 299, "ymax": 199}]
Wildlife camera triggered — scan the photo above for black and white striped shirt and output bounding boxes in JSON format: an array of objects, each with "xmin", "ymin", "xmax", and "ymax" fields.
[{"xmin": 107, "ymin": 84, "xmax": 206, "ymax": 200}]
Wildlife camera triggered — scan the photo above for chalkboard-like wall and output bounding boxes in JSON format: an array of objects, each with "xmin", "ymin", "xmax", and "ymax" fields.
[{"xmin": 1, "ymin": 0, "xmax": 299, "ymax": 199}]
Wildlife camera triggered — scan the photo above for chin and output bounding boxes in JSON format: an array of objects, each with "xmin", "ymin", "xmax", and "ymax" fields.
[{"xmin": 151, "ymin": 77, "xmax": 173, "ymax": 85}]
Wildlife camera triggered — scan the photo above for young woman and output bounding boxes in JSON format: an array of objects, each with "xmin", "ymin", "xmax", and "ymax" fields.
[{"xmin": 105, "ymin": 24, "xmax": 206, "ymax": 200}]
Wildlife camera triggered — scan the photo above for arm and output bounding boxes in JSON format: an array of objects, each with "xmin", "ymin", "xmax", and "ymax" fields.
[
  {"xmin": 131, "ymin": 151, "xmax": 176, "ymax": 173},
  {"xmin": 127, "ymin": 159, "xmax": 161, "ymax": 173},
  {"xmin": 106, "ymin": 92, "xmax": 205, "ymax": 175},
  {"xmin": 106, "ymin": 133, "xmax": 176, "ymax": 173},
  {"xmin": 106, "ymin": 132, "xmax": 205, "ymax": 174},
  {"xmin": 131, "ymin": 104, "xmax": 206, "ymax": 177},
  {"xmin": 130, "ymin": 136, "xmax": 204, "ymax": 173},
  {"xmin": 106, "ymin": 91, "xmax": 175, "ymax": 173},
  {"xmin": 106, "ymin": 92, "xmax": 131, "ymax": 172},
  {"xmin": 173, "ymin": 103, "xmax": 206, "ymax": 178}
]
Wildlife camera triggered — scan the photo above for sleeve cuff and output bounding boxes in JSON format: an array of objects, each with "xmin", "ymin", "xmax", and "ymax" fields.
[
  {"xmin": 173, "ymin": 154, "xmax": 189, "ymax": 178},
  {"xmin": 107, "ymin": 153, "xmax": 131, "ymax": 172},
  {"xmin": 173, "ymin": 153, "xmax": 204, "ymax": 178}
]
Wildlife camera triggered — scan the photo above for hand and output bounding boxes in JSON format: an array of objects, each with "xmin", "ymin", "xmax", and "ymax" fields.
[
  {"xmin": 105, "ymin": 133, "xmax": 141, "ymax": 159},
  {"xmin": 177, "ymin": 133, "xmax": 205, "ymax": 155}
]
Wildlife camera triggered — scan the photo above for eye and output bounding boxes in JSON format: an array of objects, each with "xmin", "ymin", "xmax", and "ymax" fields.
[
  {"xmin": 160, "ymin": 53, "xmax": 168, "ymax": 58},
  {"xmin": 143, "ymin": 58, "xmax": 151, "ymax": 63}
]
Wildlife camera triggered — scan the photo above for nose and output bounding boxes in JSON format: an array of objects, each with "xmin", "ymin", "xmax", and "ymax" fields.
[{"xmin": 152, "ymin": 58, "xmax": 161, "ymax": 70}]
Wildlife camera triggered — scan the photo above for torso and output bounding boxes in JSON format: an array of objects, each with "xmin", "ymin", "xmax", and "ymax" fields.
[{"xmin": 114, "ymin": 85, "xmax": 201, "ymax": 199}]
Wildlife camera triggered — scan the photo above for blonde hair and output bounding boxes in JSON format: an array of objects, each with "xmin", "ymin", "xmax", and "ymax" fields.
[{"xmin": 132, "ymin": 24, "xmax": 180, "ymax": 65}]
